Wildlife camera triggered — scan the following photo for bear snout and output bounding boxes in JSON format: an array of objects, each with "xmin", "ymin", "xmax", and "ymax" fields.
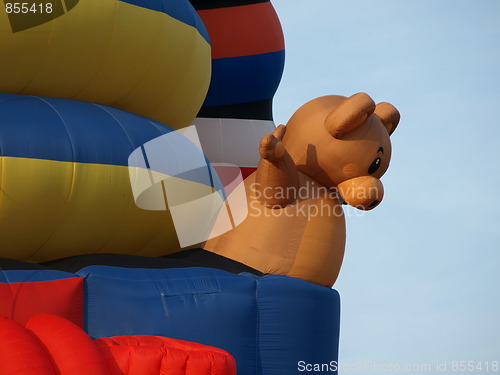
[{"xmin": 337, "ymin": 176, "xmax": 384, "ymax": 210}]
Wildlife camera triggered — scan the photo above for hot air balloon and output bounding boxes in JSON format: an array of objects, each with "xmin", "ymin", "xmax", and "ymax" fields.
[
  {"xmin": 0, "ymin": 0, "xmax": 212, "ymax": 258},
  {"xmin": 0, "ymin": 1, "xmax": 344, "ymax": 374}
]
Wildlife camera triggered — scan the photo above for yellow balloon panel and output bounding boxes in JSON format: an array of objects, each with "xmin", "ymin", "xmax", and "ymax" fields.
[
  {"xmin": 0, "ymin": 0, "xmax": 211, "ymax": 129},
  {"xmin": 0, "ymin": 157, "xmax": 180, "ymax": 262}
]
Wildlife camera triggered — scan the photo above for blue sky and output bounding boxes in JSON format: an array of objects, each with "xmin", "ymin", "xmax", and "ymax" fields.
[{"xmin": 271, "ymin": 0, "xmax": 500, "ymax": 373}]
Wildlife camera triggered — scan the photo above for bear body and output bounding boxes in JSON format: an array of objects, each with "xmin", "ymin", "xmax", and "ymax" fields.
[{"xmin": 203, "ymin": 171, "xmax": 346, "ymax": 287}]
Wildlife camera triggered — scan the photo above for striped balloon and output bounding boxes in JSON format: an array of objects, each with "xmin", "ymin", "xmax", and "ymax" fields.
[
  {"xmin": 0, "ymin": 93, "xmax": 185, "ymax": 262},
  {"xmin": 190, "ymin": 0, "xmax": 285, "ymax": 178}
]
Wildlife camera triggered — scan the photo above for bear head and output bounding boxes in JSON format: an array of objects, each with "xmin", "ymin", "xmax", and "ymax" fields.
[{"xmin": 282, "ymin": 93, "xmax": 400, "ymax": 210}]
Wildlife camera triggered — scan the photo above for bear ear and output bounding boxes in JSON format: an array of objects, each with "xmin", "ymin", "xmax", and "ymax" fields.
[
  {"xmin": 324, "ymin": 92, "xmax": 375, "ymax": 138},
  {"xmin": 374, "ymin": 102, "xmax": 400, "ymax": 136}
]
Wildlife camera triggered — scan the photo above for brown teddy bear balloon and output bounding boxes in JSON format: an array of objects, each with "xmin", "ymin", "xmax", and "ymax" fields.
[{"xmin": 203, "ymin": 93, "xmax": 400, "ymax": 287}]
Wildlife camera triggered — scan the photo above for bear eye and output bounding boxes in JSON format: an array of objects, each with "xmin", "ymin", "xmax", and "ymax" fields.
[{"xmin": 368, "ymin": 157, "xmax": 381, "ymax": 174}]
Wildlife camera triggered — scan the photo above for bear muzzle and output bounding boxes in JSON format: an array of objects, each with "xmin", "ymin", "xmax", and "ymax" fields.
[{"xmin": 337, "ymin": 176, "xmax": 384, "ymax": 210}]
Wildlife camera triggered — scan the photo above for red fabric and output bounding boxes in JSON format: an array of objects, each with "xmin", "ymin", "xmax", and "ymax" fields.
[
  {"xmin": 96, "ymin": 335, "xmax": 237, "ymax": 375},
  {"xmin": 239, "ymin": 166, "xmax": 257, "ymax": 179},
  {"xmin": 211, "ymin": 165, "xmax": 256, "ymax": 196},
  {"xmin": 26, "ymin": 314, "xmax": 109, "ymax": 375},
  {"xmin": 0, "ymin": 278, "xmax": 84, "ymax": 327},
  {"xmin": 0, "ymin": 314, "xmax": 236, "ymax": 375},
  {"xmin": 198, "ymin": 2, "xmax": 284, "ymax": 59},
  {"xmin": 0, "ymin": 317, "xmax": 57, "ymax": 375}
]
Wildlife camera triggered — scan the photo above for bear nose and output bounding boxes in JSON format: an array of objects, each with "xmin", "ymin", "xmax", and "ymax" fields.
[{"xmin": 337, "ymin": 176, "xmax": 384, "ymax": 211}]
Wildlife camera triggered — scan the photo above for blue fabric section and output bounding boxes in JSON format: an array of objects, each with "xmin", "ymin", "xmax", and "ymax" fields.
[
  {"xmin": 0, "ymin": 93, "xmax": 221, "ymax": 189},
  {"xmin": 255, "ymin": 275, "xmax": 341, "ymax": 375},
  {"xmin": 203, "ymin": 50, "xmax": 285, "ymax": 107},
  {"xmin": 0, "ymin": 94, "xmax": 172, "ymax": 166},
  {"xmin": 118, "ymin": 0, "xmax": 210, "ymax": 43},
  {"xmin": 79, "ymin": 266, "xmax": 340, "ymax": 375},
  {"xmin": 79, "ymin": 267, "xmax": 258, "ymax": 374},
  {"xmin": 0, "ymin": 270, "xmax": 78, "ymax": 283}
]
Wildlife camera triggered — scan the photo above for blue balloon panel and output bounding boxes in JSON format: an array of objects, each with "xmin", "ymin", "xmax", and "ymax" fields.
[{"xmin": 78, "ymin": 266, "xmax": 340, "ymax": 375}]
